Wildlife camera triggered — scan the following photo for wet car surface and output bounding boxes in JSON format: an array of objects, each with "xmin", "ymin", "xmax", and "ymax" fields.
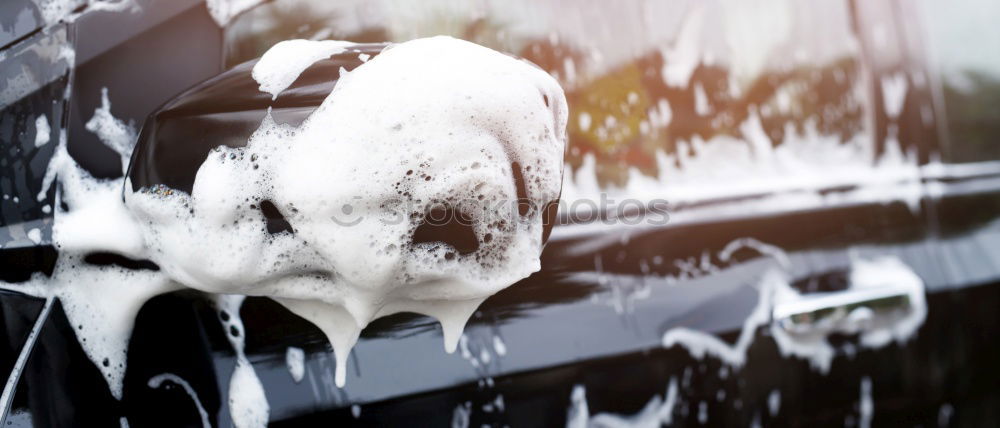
[{"xmin": 2, "ymin": 0, "xmax": 1000, "ymax": 426}]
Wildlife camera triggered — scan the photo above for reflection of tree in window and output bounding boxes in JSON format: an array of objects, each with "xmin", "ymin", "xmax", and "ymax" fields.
[
  {"xmin": 520, "ymin": 32, "xmax": 865, "ymax": 187},
  {"xmin": 941, "ymin": 72, "xmax": 1000, "ymax": 162},
  {"xmin": 918, "ymin": 0, "xmax": 1000, "ymax": 162}
]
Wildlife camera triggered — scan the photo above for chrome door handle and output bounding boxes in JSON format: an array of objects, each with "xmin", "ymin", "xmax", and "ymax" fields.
[{"xmin": 772, "ymin": 285, "xmax": 912, "ymax": 334}]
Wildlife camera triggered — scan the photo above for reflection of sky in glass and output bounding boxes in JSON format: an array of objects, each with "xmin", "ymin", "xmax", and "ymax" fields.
[
  {"xmin": 920, "ymin": 0, "xmax": 1000, "ymax": 85},
  {"xmin": 231, "ymin": 0, "xmax": 856, "ymax": 90}
]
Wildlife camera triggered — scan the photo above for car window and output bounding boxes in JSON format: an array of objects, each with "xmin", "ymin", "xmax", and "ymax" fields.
[
  {"xmin": 225, "ymin": 0, "xmax": 883, "ymax": 209},
  {"xmin": 919, "ymin": 0, "xmax": 1000, "ymax": 163}
]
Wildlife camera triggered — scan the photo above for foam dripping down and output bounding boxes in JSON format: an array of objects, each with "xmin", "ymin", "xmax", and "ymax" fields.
[
  {"xmin": 3, "ymin": 36, "xmax": 567, "ymax": 423},
  {"xmin": 215, "ymin": 295, "xmax": 269, "ymax": 428}
]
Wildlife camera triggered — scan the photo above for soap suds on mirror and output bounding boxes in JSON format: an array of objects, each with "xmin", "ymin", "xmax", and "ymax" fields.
[
  {"xmin": 130, "ymin": 35, "xmax": 566, "ymax": 387},
  {"xmin": 1, "ymin": 36, "xmax": 567, "ymax": 426},
  {"xmin": 251, "ymin": 39, "xmax": 354, "ymax": 99}
]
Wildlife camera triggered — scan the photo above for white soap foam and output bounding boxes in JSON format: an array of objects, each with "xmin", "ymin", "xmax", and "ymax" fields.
[
  {"xmin": 662, "ymin": 6, "xmax": 704, "ymax": 88},
  {"xmin": 147, "ymin": 373, "xmax": 211, "ymax": 428},
  {"xmin": 770, "ymin": 256, "xmax": 926, "ymax": 371},
  {"xmin": 37, "ymin": 0, "xmax": 140, "ymax": 26},
  {"xmin": 84, "ymin": 87, "xmax": 136, "ymax": 174},
  {"xmin": 26, "ymin": 228, "xmax": 41, "ymax": 244},
  {"xmin": 881, "ymin": 73, "xmax": 908, "ymax": 119},
  {"xmin": 44, "ymin": 99, "xmax": 145, "ymax": 256},
  {"xmin": 0, "ymin": 253, "xmax": 176, "ymax": 399},
  {"xmin": 205, "ymin": 0, "xmax": 264, "ymax": 27},
  {"xmin": 578, "ymin": 112, "xmax": 591, "ymax": 132},
  {"xmin": 251, "ymin": 39, "xmax": 353, "ymax": 99},
  {"xmin": 285, "ymin": 346, "xmax": 305, "ymax": 383},
  {"xmin": 36, "ymin": 0, "xmax": 76, "ymax": 26},
  {"xmin": 852, "ymin": 257, "xmax": 927, "ymax": 348},
  {"xmin": 215, "ymin": 295, "xmax": 269, "ymax": 428},
  {"xmin": 82, "ymin": 0, "xmax": 140, "ymax": 17},
  {"xmin": 229, "ymin": 359, "xmax": 268, "ymax": 428},
  {"xmin": 565, "ymin": 385, "xmax": 589, "ymax": 428},
  {"xmin": 566, "ymin": 379, "xmax": 679, "ymax": 428},
  {"xmin": 2, "ymin": 99, "xmax": 177, "ymax": 399},
  {"xmin": 34, "ymin": 115, "xmax": 50, "ymax": 147},
  {"xmin": 661, "ymin": 267, "xmax": 777, "ymax": 368}
]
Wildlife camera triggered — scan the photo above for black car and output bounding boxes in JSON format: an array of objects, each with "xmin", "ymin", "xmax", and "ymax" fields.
[{"xmin": 1, "ymin": 0, "xmax": 999, "ymax": 426}]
